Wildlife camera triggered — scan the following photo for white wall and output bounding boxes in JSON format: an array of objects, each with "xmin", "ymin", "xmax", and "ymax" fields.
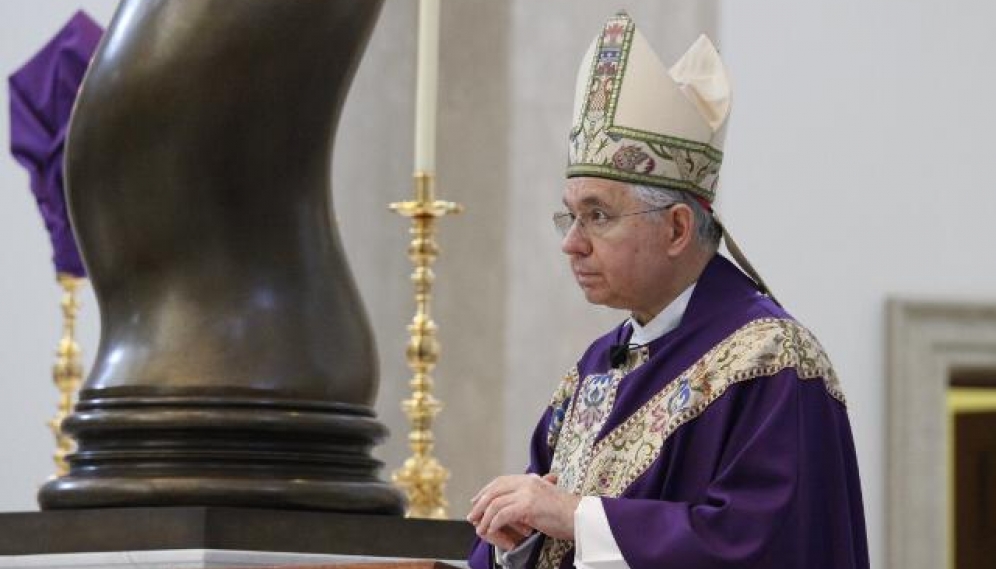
[{"xmin": 720, "ymin": 1, "xmax": 996, "ymax": 567}]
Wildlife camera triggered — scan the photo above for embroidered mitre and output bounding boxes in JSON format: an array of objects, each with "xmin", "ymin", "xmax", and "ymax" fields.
[{"xmin": 567, "ymin": 11, "xmax": 730, "ymax": 203}]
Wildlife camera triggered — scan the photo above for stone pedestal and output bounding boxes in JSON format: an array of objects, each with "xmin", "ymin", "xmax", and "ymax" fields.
[{"xmin": 0, "ymin": 508, "xmax": 474, "ymax": 569}]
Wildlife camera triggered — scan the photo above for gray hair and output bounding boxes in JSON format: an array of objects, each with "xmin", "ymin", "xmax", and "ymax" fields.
[{"xmin": 629, "ymin": 184, "xmax": 722, "ymax": 251}]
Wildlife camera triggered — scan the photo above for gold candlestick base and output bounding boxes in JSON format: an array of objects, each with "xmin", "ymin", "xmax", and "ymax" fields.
[
  {"xmin": 389, "ymin": 172, "xmax": 461, "ymax": 519},
  {"xmin": 49, "ymin": 274, "xmax": 84, "ymax": 477},
  {"xmin": 393, "ymin": 454, "xmax": 450, "ymax": 519}
]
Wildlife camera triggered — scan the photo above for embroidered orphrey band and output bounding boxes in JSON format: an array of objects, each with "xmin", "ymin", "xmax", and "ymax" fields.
[{"xmin": 535, "ymin": 317, "xmax": 843, "ymax": 569}]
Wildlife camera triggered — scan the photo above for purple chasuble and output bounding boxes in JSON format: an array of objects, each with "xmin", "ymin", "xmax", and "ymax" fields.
[
  {"xmin": 469, "ymin": 255, "xmax": 868, "ymax": 569},
  {"xmin": 9, "ymin": 11, "xmax": 104, "ymax": 278}
]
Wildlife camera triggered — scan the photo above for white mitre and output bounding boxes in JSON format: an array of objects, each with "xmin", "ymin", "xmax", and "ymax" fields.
[
  {"xmin": 567, "ymin": 11, "xmax": 778, "ymax": 302},
  {"xmin": 567, "ymin": 11, "xmax": 731, "ymax": 204}
]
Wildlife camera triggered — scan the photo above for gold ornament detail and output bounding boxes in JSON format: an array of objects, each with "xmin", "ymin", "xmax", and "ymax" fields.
[
  {"xmin": 49, "ymin": 274, "xmax": 85, "ymax": 477},
  {"xmin": 389, "ymin": 171, "xmax": 462, "ymax": 519}
]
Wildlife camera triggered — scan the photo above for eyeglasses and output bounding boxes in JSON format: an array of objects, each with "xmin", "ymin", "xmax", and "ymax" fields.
[{"xmin": 552, "ymin": 203, "xmax": 676, "ymax": 238}]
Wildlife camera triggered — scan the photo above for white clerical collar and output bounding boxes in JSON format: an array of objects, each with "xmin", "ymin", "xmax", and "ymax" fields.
[{"xmin": 628, "ymin": 283, "xmax": 696, "ymax": 346}]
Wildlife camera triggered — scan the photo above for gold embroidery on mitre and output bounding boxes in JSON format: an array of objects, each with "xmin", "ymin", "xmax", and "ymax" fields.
[
  {"xmin": 534, "ymin": 318, "xmax": 842, "ymax": 569},
  {"xmin": 567, "ymin": 11, "xmax": 727, "ymax": 202}
]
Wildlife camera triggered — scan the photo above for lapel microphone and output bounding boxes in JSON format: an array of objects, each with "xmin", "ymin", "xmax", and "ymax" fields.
[
  {"xmin": 609, "ymin": 343, "xmax": 634, "ymax": 369},
  {"xmin": 610, "ymin": 320, "xmax": 638, "ymax": 369}
]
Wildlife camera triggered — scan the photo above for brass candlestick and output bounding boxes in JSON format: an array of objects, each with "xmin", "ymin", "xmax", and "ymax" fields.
[
  {"xmin": 49, "ymin": 274, "xmax": 84, "ymax": 477},
  {"xmin": 389, "ymin": 171, "xmax": 462, "ymax": 519}
]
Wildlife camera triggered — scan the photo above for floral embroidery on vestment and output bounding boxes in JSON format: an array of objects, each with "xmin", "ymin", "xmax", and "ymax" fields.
[
  {"xmin": 537, "ymin": 345, "xmax": 648, "ymax": 569},
  {"xmin": 546, "ymin": 367, "xmax": 579, "ymax": 448},
  {"xmin": 535, "ymin": 317, "xmax": 843, "ymax": 569}
]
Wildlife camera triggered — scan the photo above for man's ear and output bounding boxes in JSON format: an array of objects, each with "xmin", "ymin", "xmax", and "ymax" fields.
[{"xmin": 665, "ymin": 204, "xmax": 695, "ymax": 257}]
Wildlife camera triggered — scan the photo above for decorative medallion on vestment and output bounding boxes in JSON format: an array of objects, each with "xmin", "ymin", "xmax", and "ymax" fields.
[
  {"xmin": 546, "ymin": 367, "xmax": 579, "ymax": 448},
  {"xmin": 535, "ymin": 318, "xmax": 843, "ymax": 569},
  {"xmin": 566, "ymin": 11, "xmax": 726, "ymax": 202}
]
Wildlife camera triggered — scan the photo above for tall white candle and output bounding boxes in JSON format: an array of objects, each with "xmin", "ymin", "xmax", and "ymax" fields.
[{"xmin": 414, "ymin": 0, "xmax": 440, "ymax": 173}]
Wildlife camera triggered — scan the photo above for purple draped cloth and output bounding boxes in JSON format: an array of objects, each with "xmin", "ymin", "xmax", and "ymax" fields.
[
  {"xmin": 470, "ymin": 255, "xmax": 869, "ymax": 568},
  {"xmin": 9, "ymin": 10, "xmax": 103, "ymax": 278}
]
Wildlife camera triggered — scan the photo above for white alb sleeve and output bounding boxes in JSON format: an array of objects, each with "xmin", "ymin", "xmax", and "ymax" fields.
[
  {"xmin": 573, "ymin": 496, "xmax": 630, "ymax": 569},
  {"xmin": 496, "ymin": 532, "xmax": 542, "ymax": 569}
]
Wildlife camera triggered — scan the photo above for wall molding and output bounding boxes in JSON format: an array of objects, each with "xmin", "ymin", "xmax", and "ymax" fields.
[{"xmin": 886, "ymin": 299, "xmax": 996, "ymax": 569}]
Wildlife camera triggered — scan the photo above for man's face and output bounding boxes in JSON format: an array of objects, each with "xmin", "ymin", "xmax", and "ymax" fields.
[{"xmin": 560, "ymin": 177, "xmax": 676, "ymax": 322}]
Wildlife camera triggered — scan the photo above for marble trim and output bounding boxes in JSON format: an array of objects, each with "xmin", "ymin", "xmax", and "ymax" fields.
[
  {"xmin": 0, "ymin": 549, "xmax": 468, "ymax": 569},
  {"xmin": 886, "ymin": 299, "xmax": 996, "ymax": 569}
]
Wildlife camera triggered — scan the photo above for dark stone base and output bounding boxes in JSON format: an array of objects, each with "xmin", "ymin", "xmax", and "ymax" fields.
[
  {"xmin": 0, "ymin": 507, "xmax": 475, "ymax": 559},
  {"xmin": 38, "ymin": 476, "xmax": 405, "ymax": 513},
  {"xmin": 39, "ymin": 397, "xmax": 405, "ymax": 514}
]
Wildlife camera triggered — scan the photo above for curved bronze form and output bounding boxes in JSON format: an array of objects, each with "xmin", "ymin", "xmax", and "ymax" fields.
[{"xmin": 39, "ymin": 0, "xmax": 403, "ymax": 513}]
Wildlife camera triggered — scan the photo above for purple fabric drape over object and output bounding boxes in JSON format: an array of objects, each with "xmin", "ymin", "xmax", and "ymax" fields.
[{"xmin": 9, "ymin": 10, "xmax": 103, "ymax": 278}]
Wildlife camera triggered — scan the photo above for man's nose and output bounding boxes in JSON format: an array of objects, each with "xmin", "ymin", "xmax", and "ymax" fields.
[{"xmin": 561, "ymin": 221, "xmax": 591, "ymax": 256}]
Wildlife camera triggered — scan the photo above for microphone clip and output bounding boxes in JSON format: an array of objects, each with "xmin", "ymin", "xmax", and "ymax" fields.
[{"xmin": 609, "ymin": 343, "xmax": 634, "ymax": 369}]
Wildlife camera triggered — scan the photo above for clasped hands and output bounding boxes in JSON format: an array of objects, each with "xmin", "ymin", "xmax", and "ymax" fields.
[{"xmin": 466, "ymin": 473, "xmax": 582, "ymax": 550}]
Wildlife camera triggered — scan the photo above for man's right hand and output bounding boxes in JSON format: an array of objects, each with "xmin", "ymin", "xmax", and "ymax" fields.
[{"xmin": 467, "ymin": 472, "xmax": 579, "ymax": 549}]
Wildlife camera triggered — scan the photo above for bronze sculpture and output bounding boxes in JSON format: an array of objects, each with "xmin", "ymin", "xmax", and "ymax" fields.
[{"xmin": 40, "ymin": 0, "xmax": 403, "ymax": 514}]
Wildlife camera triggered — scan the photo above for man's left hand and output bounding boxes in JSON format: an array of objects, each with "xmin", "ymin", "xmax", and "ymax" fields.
[{"xmin": 467, "ymin": 473, "xmax": 581, "ymax": 544}]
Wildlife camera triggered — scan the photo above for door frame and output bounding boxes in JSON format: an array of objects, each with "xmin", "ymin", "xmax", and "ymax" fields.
[{"xmin": 887, "ymin": 299, "xmax": 996, "ymax": 569}]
